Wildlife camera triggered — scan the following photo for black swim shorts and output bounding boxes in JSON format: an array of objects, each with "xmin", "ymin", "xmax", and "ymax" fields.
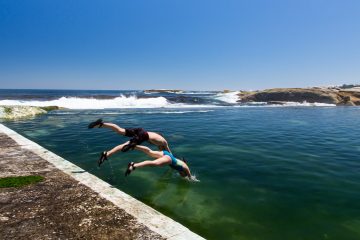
[{"xmin": 125, "ymin": 128, "xmax": 149, "ymax": 145}]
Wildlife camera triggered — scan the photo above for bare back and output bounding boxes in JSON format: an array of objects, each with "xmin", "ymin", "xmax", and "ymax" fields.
[{"xmin": 147, "ymin": 131, "xmax": 171, "ymax": 152}]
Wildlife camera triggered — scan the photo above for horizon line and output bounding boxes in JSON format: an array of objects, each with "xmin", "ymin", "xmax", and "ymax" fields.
[{"xmin": 1, "ymin": 83, "xmax": 359, "ymax": 92}]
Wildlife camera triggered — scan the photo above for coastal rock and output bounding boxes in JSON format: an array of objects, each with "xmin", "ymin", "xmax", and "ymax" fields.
[
  {"xmin": 222, "ymin": 90, "xmax": 232, "ymax": 93},
  {"xmin": 338, "ymin": 90, "xmax": 360, "ymax": 106},
  {"xmin": 39, "ymin": 106, "xmax": 64, "ymax": 111},
  {"xmin": 353, "ymin": 100, "xmax": 360, "ymax": 105},
  {"xmin": 144, "ymin": 89, "xmax": 183, "ymax": 94},
  {"xmin": 266, "ymin": 101, "xmax": 287, "ymax": 105},
  {"xmin": 237, "ymin": 87, "xmax": 360, "ymax": 106},
  {"xmin": 0, "ymin": 106, "xmax": 49, "ymax": 120},
  {"xmin": 238, "ymin": 88, "xmax": 339, "ymax": 104}
]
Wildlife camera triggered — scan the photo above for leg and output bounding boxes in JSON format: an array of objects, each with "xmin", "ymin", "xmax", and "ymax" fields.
[
  {"xmin": 106, "ymin": 141, "xmax": 130, "ymax": 157},
  {"xmin": 101, "ymin": 122, "xmax": 126, "ymax": 135},
  {"xmin": 134, "ymin": 145, "xmax": 163, "ymax": 158},
  {"xmin": 134, "ymin": 156, "xmax": 171, "ymax": 168}
]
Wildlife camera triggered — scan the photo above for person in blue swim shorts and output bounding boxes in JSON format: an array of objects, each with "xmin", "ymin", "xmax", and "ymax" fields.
[{"xmin": 124, "ymin": 145, "xmax": 192, "ymax": 179}]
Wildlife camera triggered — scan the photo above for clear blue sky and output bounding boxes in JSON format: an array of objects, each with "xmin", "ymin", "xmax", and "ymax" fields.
[{"xmin": 0, "ymin": 0, "xmax": 359, "ymax": 90}]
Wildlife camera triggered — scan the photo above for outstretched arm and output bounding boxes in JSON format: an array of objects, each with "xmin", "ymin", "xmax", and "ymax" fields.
[{"xmin": 181, "ymin": 166, "xmax": 192, "ymax": 178}]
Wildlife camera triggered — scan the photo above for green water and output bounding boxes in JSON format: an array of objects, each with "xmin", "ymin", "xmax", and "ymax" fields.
[{"xmin": 2, "ymin": 107, "xmax": 360, "ymax": 240}]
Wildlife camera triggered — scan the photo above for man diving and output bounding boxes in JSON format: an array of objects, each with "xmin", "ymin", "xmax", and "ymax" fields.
[{"xmin": 88, "ymin": 119, "xmax": 171, "ymax": 166}]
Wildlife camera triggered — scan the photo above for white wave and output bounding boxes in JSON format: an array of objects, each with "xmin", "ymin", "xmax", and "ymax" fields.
[
  {"xmin": 0, "ymin": 95, "xmax": 169, "ymax": 109},
  {"xmin": 0, "ymin": 95, "xmax": 220, "ymax": 109},
  {"xmin": 245, "ymin": 102, "xmax": 267, "ymax": 105},
  {"xmin": 278, "ymin": 101, "xmax": 336, "ymax": 107},
  {"xmin": 175, "ymin": 91, "xmax": 215, "ymax": 95},
  {"xmin": 233, "ymin": 102, "xmax": 336, "ymax": 108},
  {"xmin": 145, "ymin": 110, "xmax": 214, "ymax": 114},
  {"xmin": 214, "ymin": 91, "xmax": 240, "ymax": 103},
  {"xmin": 145, "ymin": 90, "xmax": 215, "ymax": 95},
  {"xmin": 167, "ymin": 110, "xmax": 214, "ymax": 113},
  {"xmin": 143, "ymin": 90, "xmax": 184, "ymax": 94},
  {"xmin": 233, "ymin": 101, "xmax": 336, "ymax": 107},
  {"xmin": 48, "ymin": 112, "xmax": 76, "ymax": 115},
  {"xmin": 50, "ymin": 111, "xmax": 129, "ymax": 115}
]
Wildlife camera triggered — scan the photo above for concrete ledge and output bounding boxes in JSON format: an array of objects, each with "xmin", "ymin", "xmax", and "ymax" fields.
[{"xmin": 0, "ymin": 124, "xmax": 205, "ymax": 240}]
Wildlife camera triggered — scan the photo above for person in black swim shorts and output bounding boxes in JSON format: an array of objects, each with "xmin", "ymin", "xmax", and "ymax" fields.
[{"xmin": 88, "ymin": 119, "xmax": 171, "ymax": 166}]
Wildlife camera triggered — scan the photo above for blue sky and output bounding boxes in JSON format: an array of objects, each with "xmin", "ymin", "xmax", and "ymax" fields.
[{"xmin": 0, "ymin": 0, "xmax": 359, "ymax": 90}]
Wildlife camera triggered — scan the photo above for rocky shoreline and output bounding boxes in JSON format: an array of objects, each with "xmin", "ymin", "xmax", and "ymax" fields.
[
  {"xmin": 0, "ymin": 87, "xmax": 359, "ymax": 119},
  {"xmin": 237, "ymin": 87, "xmax": 360, "ymax": 106},
  {"xmin": 144, "ymin": 89, "xmax": 184, "ymax": 94}
]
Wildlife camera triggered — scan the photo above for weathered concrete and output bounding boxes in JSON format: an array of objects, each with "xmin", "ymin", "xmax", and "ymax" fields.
[{"xmin": 0, "ymin": 124, "xmax": 205, "ymax": 240}]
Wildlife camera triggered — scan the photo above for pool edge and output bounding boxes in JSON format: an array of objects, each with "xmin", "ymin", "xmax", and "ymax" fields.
[{"xmin": 0, "ymin": 123, "xmax": 205, "ymax": 240}]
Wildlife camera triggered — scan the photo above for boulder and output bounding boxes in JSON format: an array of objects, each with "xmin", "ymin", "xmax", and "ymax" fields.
[
  {"xmin": 237, "ymin": 87, "xmax": 360, "ymax": 106},
  {"xmin": 238, "ymin": 88, "xmax": 340, "ymax": 104}
]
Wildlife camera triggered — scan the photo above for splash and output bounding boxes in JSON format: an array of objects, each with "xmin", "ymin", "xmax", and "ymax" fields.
[
  {"xmin": 214, "ymin": 91, "xmax": 240, "ymax": 103},
  {"xmin": 186, "ymin": 174, "xmax": 200, "ymax": 182}
]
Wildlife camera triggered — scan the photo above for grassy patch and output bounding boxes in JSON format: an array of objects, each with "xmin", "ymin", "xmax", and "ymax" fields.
[{"xmin": 0, "ymin": 175, "xmax": 44, "ymax": 188}]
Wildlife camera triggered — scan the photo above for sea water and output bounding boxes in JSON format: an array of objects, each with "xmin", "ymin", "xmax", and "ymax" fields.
[{"xmin": 1, "ymin": 90, "xmax": 359, "ymax": 240}]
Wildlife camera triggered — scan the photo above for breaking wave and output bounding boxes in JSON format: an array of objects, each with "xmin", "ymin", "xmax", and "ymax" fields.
[
  {"xmin": 275, "ymin": 102, "xmax": 336, "ymax": 107},
  {"xmin": 0, "ymin": 95, "xmax": 218, "ymax": 109},
  {"xmin": 234, "ymin": 101, "xmax": 336, "ymax": 107},
  {"xmin": 214, "ymin": 91, "xmax": 240, "ymax": 104},
  {"xmin": 0, "ymin": 93, "xmax": 336, "ymax": 110}
]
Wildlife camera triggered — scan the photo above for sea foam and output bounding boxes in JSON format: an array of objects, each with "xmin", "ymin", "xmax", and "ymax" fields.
[
  {"xmin": 280, "ymin": 101, "xmax": 336, "ymax": 107},
  {"xmin": 214, "ymin": 91, "xmax": 240, "ymax": 103},
  {"xmin": 0, "ymin": 95, "xmax": 169, "ymax": 109},
  {"xmin": 0, "ymin": 95, "xmax": 218, "ymax": 109},
  {"xmin": 0, "ymin": 94, "xmax": 337, "ymax": 109},
  {"xmin": 186, "ymin": 175, "xmax": 200, "ymax": 182}
]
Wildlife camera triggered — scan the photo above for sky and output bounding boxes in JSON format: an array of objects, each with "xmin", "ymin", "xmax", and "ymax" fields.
[{"xmin": 0, "ymin": 0, "xmax": 359, "ymax": 90}]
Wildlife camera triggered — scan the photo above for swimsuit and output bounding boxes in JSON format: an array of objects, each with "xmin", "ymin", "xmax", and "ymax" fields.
[{"xmin": 163, "ymin": 151, "xmax": 184, "ymax": 172}]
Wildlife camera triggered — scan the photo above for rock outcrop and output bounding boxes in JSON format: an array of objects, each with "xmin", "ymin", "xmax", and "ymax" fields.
[
  {"xmin": 337, "ymin": 89, "xmax": 360, "ymax": 106},
  {"xmin": 144, "ymin": 89, "xmax": 183, "ymax": 94},
  {"xmin": 238, "ymin": 87, "xmax": 360, "ymax": 106},
  {"xmin": 0, "ymin": 106, "xmax": 62, "ymax": 120}
]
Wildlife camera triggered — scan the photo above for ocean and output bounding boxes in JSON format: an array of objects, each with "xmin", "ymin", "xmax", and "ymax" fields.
[{"xmin": 1, "ymin": 89, "xmax": 359, "ymax": 240}]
